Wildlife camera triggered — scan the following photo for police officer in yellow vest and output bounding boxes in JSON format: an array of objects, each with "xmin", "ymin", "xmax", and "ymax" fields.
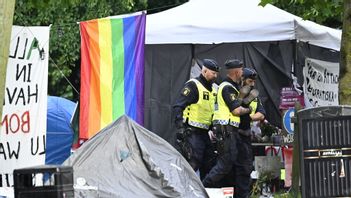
[
  {"xmin": 173, "ymin": 59, "xmax": 219, "ymax": 178},
  {"xmin": 202, "ymin": 59, "xmax": 253, "ymax": 189},
  {"xmin": 235, "ymin": 68, "xmax": 265, "ymax": 198}
]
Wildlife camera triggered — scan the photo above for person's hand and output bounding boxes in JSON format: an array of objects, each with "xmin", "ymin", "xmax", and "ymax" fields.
[
  {"xmin": 239, "ymin": 85, "xmax": 251, "ymax": 99},
  {"xmin": 209, "ymin": 130, "xmax": 216, "ymax": 142},
  {"xmin": 176, "ymin": 128, "xmax": 186, "ymax": 141},
  {"xmin": 176, "ymin": 127, "xmax": 192, "ymax": 160},
  {"xmin": 214, "ymin": 126, "xmax": 224, "ymax": 140},
  {"xmin": 176, "ymin": 126, "xmax": 193, "ymax": 141},
  {"xmin": 237, "ymin": 86, "xmax": 251, "ymax": 105},
  {"xmin": 212, "ymin": 126, "xmax": 225, "ymax": 155},
  {"xmin": 242, "ymin": 89, "xmax": 259, "ymax": 105}
]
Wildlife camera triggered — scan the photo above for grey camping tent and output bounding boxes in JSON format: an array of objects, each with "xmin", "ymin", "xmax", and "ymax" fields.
[{"xmin": 64, "ymin": 115, "xmax": 208, "ymax": 198}]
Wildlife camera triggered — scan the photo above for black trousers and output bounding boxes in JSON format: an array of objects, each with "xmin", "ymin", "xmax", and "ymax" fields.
[
  {"xmin": 234, "ymin": 134, "xmax": 253, "ymax": 198},
  {"xmin": 186, "ymin": 128, "xmax": 216, "ymax": 179},
  {"xmin": 202, "ymin": 125, "xmax": 253, "ymax": 198},
  {"xmin": 202, "ymin": 125, "xmax": 239, "ymax": 187}
]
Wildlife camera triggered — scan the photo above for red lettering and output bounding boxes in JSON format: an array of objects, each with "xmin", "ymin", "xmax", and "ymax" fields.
[
  {"xmin": 1, "ymin": 111, "xmax": 30, "ymax": 134},
  {"xmin": 9, "ymin": 114, "xmax": 20, "ymax": 133},
  {"xmin": 1, "ymin": 114, "xmax": 9, "ymax": 134},
  {"xmin": 21, "ymin": 111, "xmax": 30, "ymax": 133}
]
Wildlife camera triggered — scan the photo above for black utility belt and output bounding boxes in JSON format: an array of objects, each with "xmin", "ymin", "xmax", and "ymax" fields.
[
  {"xmin": 186, "ymin": 126, "xmax": 208, "ymax": 134},
  {"xmin": 214, "ymin": 124, "xmax": 238, "ymax": 134},
  {"xmin": 226, "ymin": 125, "xmax": 239, "ymax": 132}
]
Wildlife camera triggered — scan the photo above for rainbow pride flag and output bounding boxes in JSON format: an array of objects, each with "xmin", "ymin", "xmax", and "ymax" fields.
[{"xmin": 79, "ymin": 12, "xmax": 146, "ymax": 139}]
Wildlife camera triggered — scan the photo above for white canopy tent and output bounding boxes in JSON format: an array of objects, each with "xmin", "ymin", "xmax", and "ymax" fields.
[{"xmin": 146, "ymin": 0, "xmax": 341, "ymax": 51}]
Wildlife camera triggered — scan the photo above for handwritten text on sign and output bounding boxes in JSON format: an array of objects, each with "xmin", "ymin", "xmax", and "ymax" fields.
[
  {"xmin": 0, "ymin": 26, "xmax": 49, "ymax": 187},
  {"xmin": 303, "ymin": 58, "xmax": 339, "ymax": 107}
]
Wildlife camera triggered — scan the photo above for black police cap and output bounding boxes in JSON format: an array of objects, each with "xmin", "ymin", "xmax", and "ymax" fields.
[
  {"xmin": 202, "ymin": 59, "xmax": 220, "ymax": 72},
  {"xmin": 225, "ymin": 59, "xmax": 243, "ymax": 69},
  {"xmin": 243, "ymin": 68, "xmax": 257, "ymax": 80}
]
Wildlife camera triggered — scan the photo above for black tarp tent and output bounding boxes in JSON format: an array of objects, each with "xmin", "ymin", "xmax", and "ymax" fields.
[
  {"xmin": 64, "ymin": 115, "xmax": 208, "ymax": 197},
  {"xmin": 143, "ymin": 0, "xmax": 341, "ymax": 143}
]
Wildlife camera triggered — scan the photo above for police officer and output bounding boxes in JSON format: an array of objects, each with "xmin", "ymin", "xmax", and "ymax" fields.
[
  {"xmin": 202, "ymin": 59, "xmax": 253, "ymax": 189},
  {"xmin": 173, "ymin": 59, "xmax": 219, "ymax": 178},
  {"xmin": 235, "ymin": 68, "xmax": 265, "ymax": 198}
]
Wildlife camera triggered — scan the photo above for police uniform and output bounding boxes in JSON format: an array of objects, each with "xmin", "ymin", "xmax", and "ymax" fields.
[
  {"xmin": 173, "ymin": 59, "xmax": 219, "ymax": 178},
  {"xmin": 235, "ymin": 68, "xmax": 265, "ymax": 198},
  {"xmin": 202, "ymin": 59, "xmax": 244, "ymax": 188}
]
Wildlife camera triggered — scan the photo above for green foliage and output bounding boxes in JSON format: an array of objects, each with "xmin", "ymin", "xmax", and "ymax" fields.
[
  {"xmin": 13, "ymin": 0, "xmax": 147, "ymax": 100},
  {"xmin": 273, "ymin": 191, "xmax": 302, "ymax": 198},
  {"xmin": 147, "ymin": 0, "xmax": 188, "ymax": 14},
  {"xmin": 259, "ymin": 0, "xmax": 343, "ymax": 28},
  {"xmin": 251, "ymin": 170, "xmax": 276, "ymax": 196}
]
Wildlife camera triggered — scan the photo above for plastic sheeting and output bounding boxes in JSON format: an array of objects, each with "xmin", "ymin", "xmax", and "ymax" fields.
[
  {"xmin": 46, "ymin": 96, "xmax": 76, "ymax": 165},
  {"xmin": 64, "ymin": 115, "xmax": 208, "ymax": 198}
]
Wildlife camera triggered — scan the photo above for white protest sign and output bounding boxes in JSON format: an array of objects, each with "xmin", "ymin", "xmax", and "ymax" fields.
[
  {"xmin": 0, "ymin": 26, "xmax": 50, "ymax": 187},
  {"xmin": 303, "ymin": 58, "xmax": 339, "ymax": 107}
]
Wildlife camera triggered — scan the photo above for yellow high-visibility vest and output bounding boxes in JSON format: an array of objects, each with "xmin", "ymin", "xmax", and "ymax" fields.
[
  {"xmin": 183, "ymin": 79, "xmax": 217, "ymax": 129},
  {"xmin": 213, "ymin": 81, "xmax": 240, "ymax": 127},
  {"xmin": 250, "ymin": 98, "xmax": 258, "ymax": 116}
]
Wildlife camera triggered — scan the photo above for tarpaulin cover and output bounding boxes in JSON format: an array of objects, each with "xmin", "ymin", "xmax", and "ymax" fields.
[
  {"xmin": 64, "ymin": 115, "xmax": 208, "ymax": 198},
  {"xmin": 46, "ymin": 96, "xmax": 75, "ymax": 165}
]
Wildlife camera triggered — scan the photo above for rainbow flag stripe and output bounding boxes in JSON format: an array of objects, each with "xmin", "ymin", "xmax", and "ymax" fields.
[{"xmin": 79, "ymin": 12, "xmax": 146, "ymax": 139}]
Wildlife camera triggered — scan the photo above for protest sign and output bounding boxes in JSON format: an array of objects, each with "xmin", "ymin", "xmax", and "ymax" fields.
[
  {"xmin": 303, "ymin": 58, "xmax": 339, "ymax": 107},
  {"xmin": 0, "ymin": 26, "xmax": 50, "ymax": 187}
]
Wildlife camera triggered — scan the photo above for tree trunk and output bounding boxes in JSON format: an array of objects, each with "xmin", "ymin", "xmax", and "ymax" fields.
[
  {"xmin": 340, "ymin": 0, "xmax": 351, "ymax": 105},
  {"xmin": 0, "ymin": 0, "xmax": 16, "ymax": 126}
]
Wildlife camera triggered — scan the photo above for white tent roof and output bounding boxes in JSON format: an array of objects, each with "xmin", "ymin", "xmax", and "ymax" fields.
[{"xmin": 146, "ymin": 0, "xmax": 341, "ymax": 51}]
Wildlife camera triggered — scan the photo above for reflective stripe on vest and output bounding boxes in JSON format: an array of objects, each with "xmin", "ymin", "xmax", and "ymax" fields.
[
  {"xmin": 212, "ymin": 81, "xmax": 240, "ymax": 127},
  {"xmin": 183, "ymin": 79, "xmax": 217, "ymax": 129}
]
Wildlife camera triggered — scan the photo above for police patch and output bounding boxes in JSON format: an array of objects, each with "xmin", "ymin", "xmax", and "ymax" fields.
[
  {"xmin": 182, "ymin": 87, "xmax": 190, "ymax": 96},
  {"xmin": 230, "ymin": 94, "xmax": 236, "ymax": 101},
  {"xmin": 203, "ymin": 91, "xmax": 209, "ymax": 100}
]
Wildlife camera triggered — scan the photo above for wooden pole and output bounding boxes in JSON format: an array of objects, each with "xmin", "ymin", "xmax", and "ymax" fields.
[{"xmin": 0, "ymin": 0, "xmax": 16, "ymax": 128}]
